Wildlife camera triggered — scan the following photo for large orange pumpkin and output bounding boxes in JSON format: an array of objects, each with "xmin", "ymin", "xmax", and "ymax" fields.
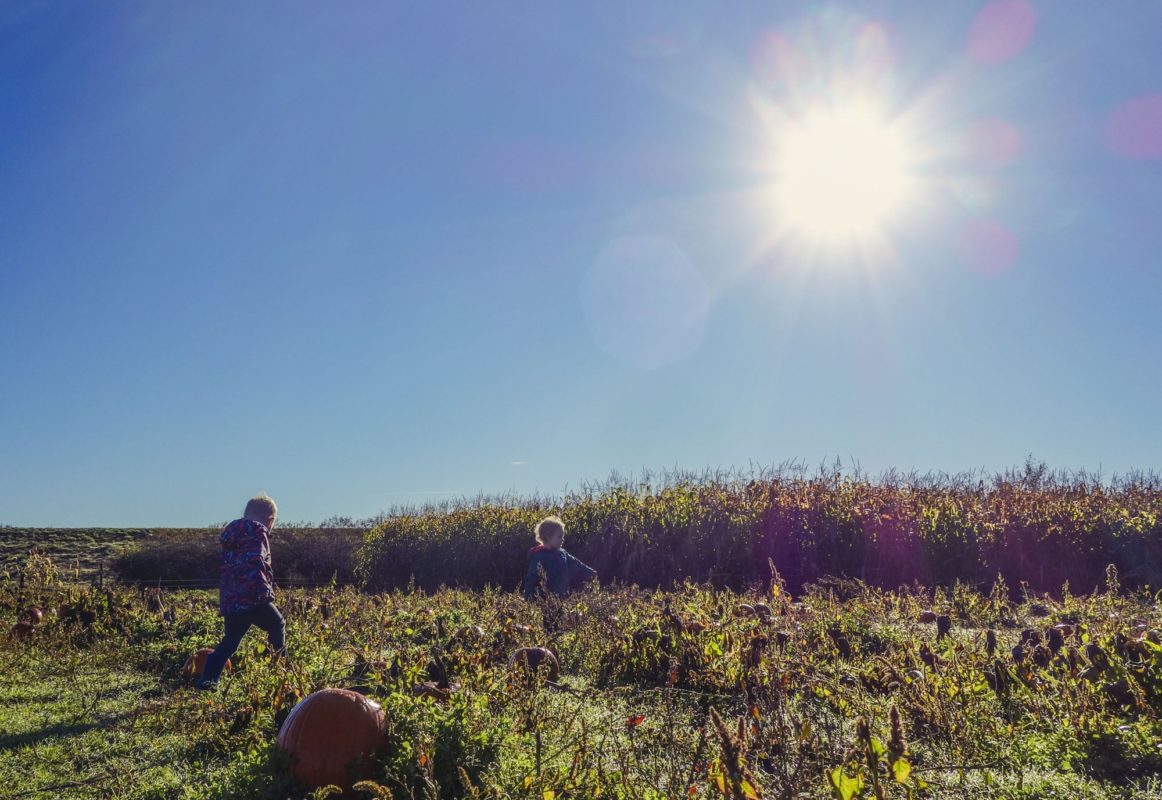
[
  {"xmin": 509, "ymin": 647, "xmax": 560, "ymax": 682},
  {"xmin": 181, "ymin": 648, "xmax": 230, "ymax": 682},
  {"xmin": 277, "ymin": 688, "xmax": 386, "ymax": 795}
]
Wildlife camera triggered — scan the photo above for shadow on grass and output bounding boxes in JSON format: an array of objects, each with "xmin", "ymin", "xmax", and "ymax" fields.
[
  {"xmin": 0, "ymin": 720, "xmax": 103, "ymax": 752},
  {"xmin": 0, "ymin": 691, "xmax": 60, "ymax": 708},
  {"xmin": 0, "ymin": 699, "xmax": 131, "ymax": 753}
]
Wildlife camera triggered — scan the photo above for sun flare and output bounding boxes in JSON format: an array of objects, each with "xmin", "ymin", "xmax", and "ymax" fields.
[{"xmin": 774, "ymin": 103, "xmax": 916, "ymax": 243}]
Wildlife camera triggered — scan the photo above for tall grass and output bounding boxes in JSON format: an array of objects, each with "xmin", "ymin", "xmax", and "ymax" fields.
[
  {"xmin": 112, "ymin": 527, "xmax": 363, "ymax": 586},
  {"xmin": 358, "ymin": 462, "xmax": 1162, "ymax": 594}
]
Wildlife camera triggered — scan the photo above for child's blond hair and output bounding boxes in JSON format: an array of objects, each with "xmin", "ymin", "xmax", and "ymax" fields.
[
  {"xmin": 534, "ymin": 515, "xmax": 565, "ymax": 545},
  {"xmin": 244, "ymin": 493, "xmax": 278, "ymax": 522}
]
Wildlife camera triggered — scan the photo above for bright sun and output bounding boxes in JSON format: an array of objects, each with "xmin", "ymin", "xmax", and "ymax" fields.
[{"xmin": 774, "ymin": 103, "xmax": 916, "ymax": 244}]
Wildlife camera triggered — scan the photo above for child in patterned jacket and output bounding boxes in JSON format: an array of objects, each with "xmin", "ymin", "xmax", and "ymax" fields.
[{"xmin": 196, "ymin": 494, "xmax": 286, "ymax": 690}]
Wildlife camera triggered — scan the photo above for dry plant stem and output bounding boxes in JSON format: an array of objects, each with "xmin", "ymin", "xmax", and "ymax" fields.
[
  {"xmin": 912, "ymin": 759, "xmax": 1004, "ymax": 773},
  {"xmin": 687, "ymin": 716, "xmax": 706, "ymax": 790}
]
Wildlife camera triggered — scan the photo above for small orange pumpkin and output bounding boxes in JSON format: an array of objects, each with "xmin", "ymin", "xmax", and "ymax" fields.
[
  {"xmin": 277, "ymin": 688, "xmax": 387, "ymax": 796},
  {"xmin": 181, "ymin": 648, "xmax": 231, "ymax": 682},
  {"xmin": 22, "ymin": 607, "xmax": 45, "ymax": 626},
  {"xmin": 509, "ymin": 647, "xmax": 560, "ymax": 682}
]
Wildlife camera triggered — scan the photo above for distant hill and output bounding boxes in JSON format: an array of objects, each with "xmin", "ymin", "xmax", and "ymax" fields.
[
  {"xmin": 0, "ymin": 528, "xmax": 199, "ymax": 579},
  {"xmin": 0, "ymin": 526, "xmax": 364, "ymax": 586}
]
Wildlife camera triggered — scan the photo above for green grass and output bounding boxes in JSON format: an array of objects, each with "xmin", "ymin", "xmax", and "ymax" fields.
[
  {"xmin": 3, "ymin": 561, "xmax": 1160, "ymax": 799},
  {"xmin": 0, "ymin": 653, "xmax": 269, "ymax": 799}
]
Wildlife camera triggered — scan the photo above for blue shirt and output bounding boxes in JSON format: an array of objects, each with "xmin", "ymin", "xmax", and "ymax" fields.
[{"xmin": 523, "ymin": 545, "xmax": 596, "ymax": 599}]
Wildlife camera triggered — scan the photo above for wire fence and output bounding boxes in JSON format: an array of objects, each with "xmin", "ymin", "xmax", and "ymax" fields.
[
  {"xmin": 7, "ymin": 554, "xmax": 747, "ymax": 597},
  {"xmin": 4, "ymin": 561, "xmax": 364, "ymax": 595}
]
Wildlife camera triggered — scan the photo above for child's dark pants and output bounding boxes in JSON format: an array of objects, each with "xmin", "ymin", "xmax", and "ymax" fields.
[{"xmin": 197, "ymin": 602, "xmax": 285, "ymax": 688}]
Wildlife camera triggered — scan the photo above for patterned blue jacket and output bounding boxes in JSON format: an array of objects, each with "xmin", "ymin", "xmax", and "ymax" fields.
[{"xmin": 218, "ymin": 518, "xmax": 274, "ymax": 615}]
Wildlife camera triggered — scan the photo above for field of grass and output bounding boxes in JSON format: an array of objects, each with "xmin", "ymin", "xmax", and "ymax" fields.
[
  {"xmin": 0, "ymin": 527, "xmax": 148, "ymax": 578},
  {"xmin": 7, "ymin": 465, "xmax": 1159, "ymax": 599},
  {"xmin": 0, "ymin": 526, "xmax": 364, "ymax": 588},
  {"xmin": 357, "ymin": 467, "xmax": 1162, "ymax": 595},
  {"xmin": 3, "ymin": 551, "xmax": 1160, "ymax": 799}
]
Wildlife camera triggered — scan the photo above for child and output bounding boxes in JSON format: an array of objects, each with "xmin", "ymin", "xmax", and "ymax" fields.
[
  {"xmin": 523, "ymin": 516, "xmax": 597, "ymax": 601},
  {"xmin": 196, "ymin": 494, "xmax": 286, "ymax": 690}
]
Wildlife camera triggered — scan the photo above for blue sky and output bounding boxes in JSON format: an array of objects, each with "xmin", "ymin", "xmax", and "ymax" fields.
[{"xmin": 1, "ymin": 2, "xmax": 1159, "ymax": 526}]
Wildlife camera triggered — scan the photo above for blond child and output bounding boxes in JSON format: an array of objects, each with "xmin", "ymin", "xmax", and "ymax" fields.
[
  {"xmin": 196, "ymin": 494, "xmax": 285, "ymax": 689},
  {"xmin": 522, "ymin": 516, "xmax": 597, "ymax": 600}
]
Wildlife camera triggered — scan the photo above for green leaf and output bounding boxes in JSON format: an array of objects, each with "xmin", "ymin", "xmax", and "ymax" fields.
[
  {"xmin": 870, "ymin": 737, "xmax": 885, "ymax": 757},
  {"xmin": 892, "ymin": 758, "xmax": 911, "ymax": 784},
  {"xmin": 740, "ymin": 780, "xmax": 760, "ymax": 799},
  {"xmin": 828, "ymin": 767, "xmax": 861, "ymax": 800}
]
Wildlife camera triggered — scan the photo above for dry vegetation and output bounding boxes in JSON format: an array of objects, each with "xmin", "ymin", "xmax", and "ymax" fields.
[
  {"xmin": 359, "ymin": 464, "xmax": 1161, "ymax": 594},
  {"xmin": 2, "ymin": 548, "xmax": 1159, "ymax": 799},
  {"xmin": 2, "ymin": 465, "xmax": 1159, "ymax": 798}
]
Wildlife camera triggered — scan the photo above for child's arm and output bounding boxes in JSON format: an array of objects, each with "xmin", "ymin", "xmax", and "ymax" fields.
[
  {"xmin": 565, "ymin": 551, "xmax": 597, "ymax": 584},
  {"xmin": 257, "ymin": 530, "xmax": 274, "ymax": 590}
]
